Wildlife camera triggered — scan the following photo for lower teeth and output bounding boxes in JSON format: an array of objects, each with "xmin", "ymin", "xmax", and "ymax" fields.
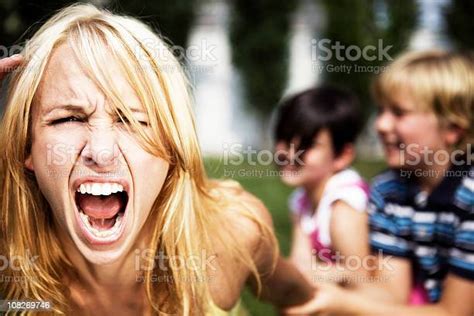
[{"xmin": 79, "ymin": 210, "xmax": 123, "ymax": 238}]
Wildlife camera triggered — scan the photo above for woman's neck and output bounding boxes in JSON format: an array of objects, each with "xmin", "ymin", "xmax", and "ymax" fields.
[{"xmin": 60, "ymin": 226, "xmax": 153, "ymax": 297}]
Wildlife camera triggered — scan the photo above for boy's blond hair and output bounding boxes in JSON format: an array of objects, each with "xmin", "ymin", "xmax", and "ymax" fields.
[{"xmin": 373, "ymin": 50, "xmax": 474, "ymax": 151}]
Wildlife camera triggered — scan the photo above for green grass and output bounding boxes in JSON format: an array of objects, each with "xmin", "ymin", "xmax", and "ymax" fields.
[{"xmin": 204, "ymin": 157, "xmax": 386, "ymax": 315}]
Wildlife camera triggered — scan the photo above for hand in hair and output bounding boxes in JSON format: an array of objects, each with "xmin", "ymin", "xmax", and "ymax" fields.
[{"xmin": 0, "ymin": 54, "xmax": 23, "ymax": 81}]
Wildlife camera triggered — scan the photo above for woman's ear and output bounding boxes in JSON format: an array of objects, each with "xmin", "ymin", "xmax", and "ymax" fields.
[
  {"xmin": 25, "ymin": 155, "xmax": 34, "ymax": 171},
  {"xmin": 333, "ymin": 144, "xmax": 355, "ymax": 172}
]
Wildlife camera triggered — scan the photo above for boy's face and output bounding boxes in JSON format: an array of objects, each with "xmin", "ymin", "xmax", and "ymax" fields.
[
  {"xmin": 375, "ymin": 88, "xmax": 453, "ymax": 169},
  {"xmin": 275, "ymin": 129, "xmax": 338, "ymax": 188}
]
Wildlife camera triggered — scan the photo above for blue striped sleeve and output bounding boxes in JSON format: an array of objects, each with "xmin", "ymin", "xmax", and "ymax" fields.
[
  {"xmin": 449, "ymin": 176, "xmax": 474, "ymax": 280},
  {"xmin": 369, "ymin": 176, "xmax": 413, "ymax": 258}
]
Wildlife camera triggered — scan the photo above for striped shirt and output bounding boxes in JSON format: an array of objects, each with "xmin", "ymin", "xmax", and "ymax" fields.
[{"xmin": 369, "ymin": 164, "xmax": 474, "ymax": 303}]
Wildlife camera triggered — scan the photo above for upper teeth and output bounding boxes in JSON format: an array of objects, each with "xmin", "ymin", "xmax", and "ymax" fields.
[{"xmin": 77, "ymin": 183, "xmax": 124, "ymax": 196}]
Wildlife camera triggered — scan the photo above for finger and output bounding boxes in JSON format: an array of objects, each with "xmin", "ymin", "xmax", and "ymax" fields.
[{"xmin": 0, "ymin": 54, "xmax": 23, "ymax": 80}]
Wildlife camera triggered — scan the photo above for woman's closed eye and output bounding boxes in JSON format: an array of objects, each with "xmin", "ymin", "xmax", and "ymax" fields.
[
  {"xmin": 49, "ymin": 116, "xmax": 84, "ymax": 125},
  {"xmin": 117, "ymin": 116, "xmax": 149, "ymax": 127}
]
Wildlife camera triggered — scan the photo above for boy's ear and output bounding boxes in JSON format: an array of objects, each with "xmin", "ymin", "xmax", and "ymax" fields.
[
  {"xmin": 334, "ymin": 144, "xmax": 355, "ymax": 172},
  {"xmin": 445, "ymin": 124, "xmax": 465, "ymax": 146},
  {"xmin": 25, "ymin": 155, "xmax": 34, "ymax": 171}
]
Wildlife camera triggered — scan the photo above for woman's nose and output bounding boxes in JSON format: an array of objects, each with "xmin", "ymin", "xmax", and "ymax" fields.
[{"xmin": 81, "ymin": 125, "xmax": 120, "ymax": 170}]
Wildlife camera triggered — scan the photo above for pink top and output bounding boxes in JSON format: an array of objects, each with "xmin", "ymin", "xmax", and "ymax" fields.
[
  {"xmin": 289, "ymin": 169, "xmax": 369, "ymax": 262},
  {"xmin": 290, "ymin": 169, "xmax": 429, "ymax": 305},
  {"xmin": 410, "ymin": 282, "xmax": 429, "ymax": 305}
]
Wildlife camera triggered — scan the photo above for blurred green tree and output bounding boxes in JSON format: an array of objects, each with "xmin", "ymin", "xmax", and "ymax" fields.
[
  {"xmin": 444, "ymin": 0, "xmax": 474, "ymax": 49},
  {"xmin": 114, "ymin": 0, "xmax": 197, "ymax": 49},
  {"xmin": 229, "ymin": 0, "xmax": 296, "ymax": 123},
  {"xmin": 0, "ymin": 0, "xmax": 196, "ymax": 55},
  {"xmin": 1, "ymin": 0, "xmax": 76, "ymax": 48},
  {"xmin": 319, "ymin": 0, "xmax": 418, "ymax": 121}
]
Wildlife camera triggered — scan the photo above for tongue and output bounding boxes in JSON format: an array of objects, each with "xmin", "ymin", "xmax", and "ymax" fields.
[{"xmin": 77, "ymin": 193, "xmax": 123, "ymax": 219}]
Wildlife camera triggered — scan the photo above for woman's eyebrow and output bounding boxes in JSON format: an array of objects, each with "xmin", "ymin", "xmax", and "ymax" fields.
[
  {"xmin": 117, "ymin": 107, "xmax": 147, "ymax": 115},
  {"xmin": 42, "ymin": 104, "xmax": 89, "ymax": 116},
  {"xmin": 42, "ymin": 104, "xmax": 146, "ymax": 117},
  {"xmin": 129, "ymin": 107, "xmax": 146, "ymax": 114}
]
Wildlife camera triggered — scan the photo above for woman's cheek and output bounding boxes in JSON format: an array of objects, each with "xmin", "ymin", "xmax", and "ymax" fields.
[
  {"xmin": 40, "ymin": 128, "xmax": 84, "ymax": 168},
  {"xmin": 119, "ymin": 135, "xmax": 168, "ymax": 190}
]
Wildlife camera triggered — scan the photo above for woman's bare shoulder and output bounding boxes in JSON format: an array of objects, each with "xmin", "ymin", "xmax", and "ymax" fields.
[
  {"xmin": 206, "ymin": 180, "xmax": 277, "ymax": 308},
  {"xmin": 211, "ymin": 179, "xmax": 274, "ymax": 236}
]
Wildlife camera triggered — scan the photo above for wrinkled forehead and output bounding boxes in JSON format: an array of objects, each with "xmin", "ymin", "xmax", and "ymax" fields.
[{"xmin": 33, "ymin": 43, "xmax": 142, "ymax": 116}]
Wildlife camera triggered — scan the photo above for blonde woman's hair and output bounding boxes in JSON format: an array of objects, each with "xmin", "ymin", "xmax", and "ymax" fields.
[
  {"xmin": 372, "ymin": 50, "xmax": 474, "ymax": 151},
  {"xmin": 0, "ymin": 3, "xmax": 276, "ymax": 315}
]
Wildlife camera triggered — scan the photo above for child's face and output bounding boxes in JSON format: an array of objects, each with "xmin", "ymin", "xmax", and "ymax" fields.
[
  {"xmin": 375, "ymin": 88, "xmax": 453, "ymax": 169},
  {"xmin": 275, "ymin": 129, "xmax": 338, "ymax": 188}
]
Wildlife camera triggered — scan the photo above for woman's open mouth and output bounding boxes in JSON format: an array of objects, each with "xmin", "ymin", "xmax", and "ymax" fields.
[{"xmin": 73, "ymin": 181, "xmax": 129, "ymax": 245}]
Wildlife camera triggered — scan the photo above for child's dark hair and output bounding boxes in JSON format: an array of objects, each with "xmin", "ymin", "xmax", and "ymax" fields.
[{"xmin": 274, "ymin": 85, "xmax": 363, "ymax": 157}]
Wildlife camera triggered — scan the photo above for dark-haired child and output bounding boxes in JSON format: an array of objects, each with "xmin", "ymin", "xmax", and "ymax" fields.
[{"xmin": 274, "ymin": 85, "xmax": 369, "ymax": 285}]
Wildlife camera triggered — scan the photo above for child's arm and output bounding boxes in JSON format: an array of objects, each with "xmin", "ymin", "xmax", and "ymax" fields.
[
  {"xmin": 288, "ymin": 215, "xmax": 314, "ymax": 277},
  {"xmin": 301, "ymin": 200, "xmax": 375, "ymax": 288},
  {"xmin": 284, "ymin": 272, "xmax": 473, "ymax": 316},
  {"xmin": 326, "ymin": 200, "xmax": 371, "ymax": 285},
  {"xmin": 327, "ymin": 201, "xmax": 412, "ymax": 303},
  {"xmin": 356, "ymin": 255, "xmax": 412, "ymax": 303}
]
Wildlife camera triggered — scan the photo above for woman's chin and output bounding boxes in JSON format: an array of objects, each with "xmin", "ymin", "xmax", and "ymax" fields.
[{"xmin": 73, "ymin": 235, "xmax": 132, "ymax": 265}]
